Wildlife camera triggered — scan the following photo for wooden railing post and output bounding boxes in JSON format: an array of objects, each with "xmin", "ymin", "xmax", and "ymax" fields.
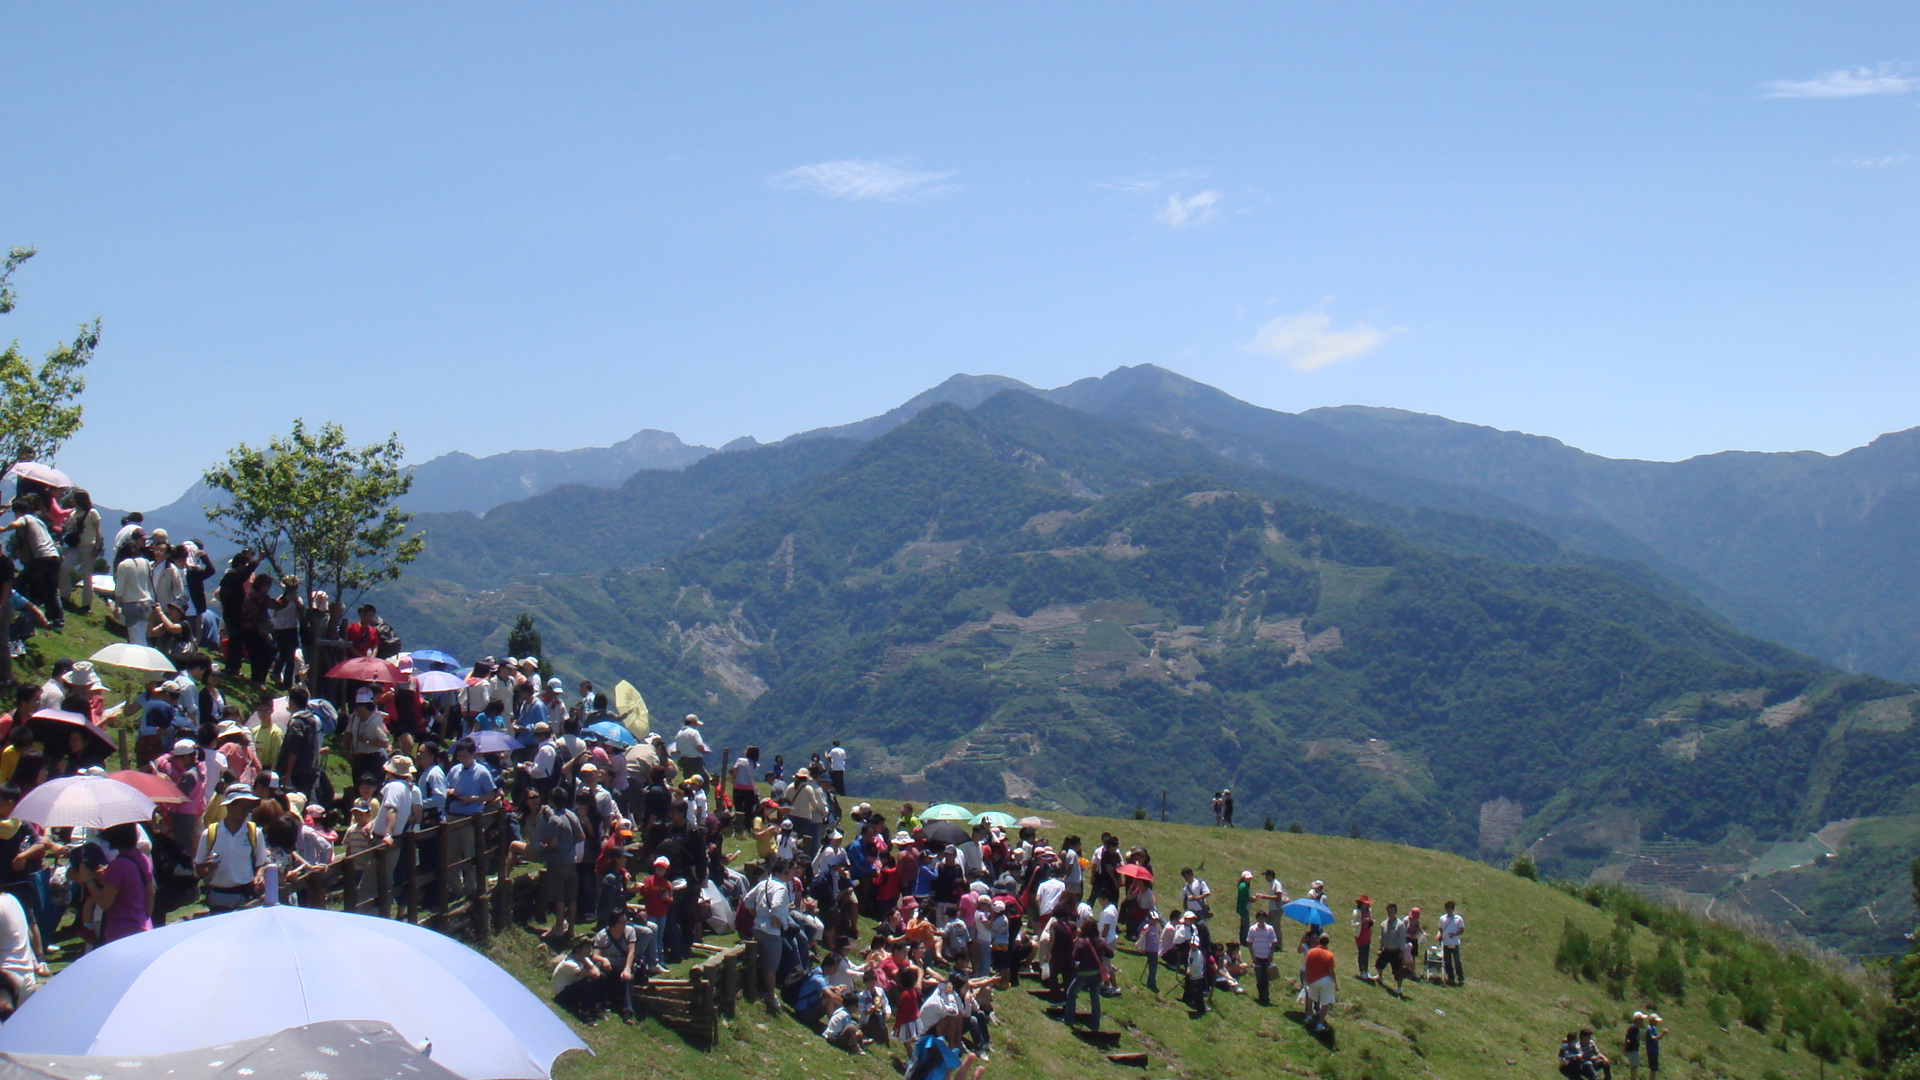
[
  {"xmin": 375, "ymin": 844, "xmax": 393, "ymax": 918},
  {"xmin": 402, "ymin": 830, "xmax": 421, "ymax": 923},
  {"xmin": 436, "ymin": 818, "xmax": 454, "ymax": 931},
  {"xmin": 494, "ymin": 811, "xmax": 514, "ymax": 936},
  {"xmin": 690, "ymin": 966, "xmax": 713, "ymax": 1047}
]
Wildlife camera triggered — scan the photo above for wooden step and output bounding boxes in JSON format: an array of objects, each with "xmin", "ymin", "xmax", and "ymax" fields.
[
  {"xmin": 1071, "ymin": 1029, "xmax": 1122, "ymax": 1048},
  {"xmin": 1105, "ymin": 1052, "xmax": 1149, "ymax": 1067}
]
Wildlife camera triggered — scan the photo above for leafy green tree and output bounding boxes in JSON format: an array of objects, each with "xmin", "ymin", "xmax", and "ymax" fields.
[
  {"xmin": 1877, "ymin": 860, "xmax": 1920, "ymax": 1076},
  {"xmin": 0, "ymin": 247, "xmax": 98, "ymax": 473},
  {"xmin": 203, "ymin": 420, "xmax": 424, "ymax": 602}
]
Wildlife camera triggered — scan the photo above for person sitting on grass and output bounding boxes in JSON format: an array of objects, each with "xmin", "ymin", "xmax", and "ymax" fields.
[
  {"xmin": 550, "ymin": 935, "xmax": 608, "ymax": 1021},
  {"xmin": 592, "ymin": 906, "xmax": 641, "ymax": 1025},
  {"xmin": 820, "ymin": 987, "xmax": 867, "ymax": 1052}
]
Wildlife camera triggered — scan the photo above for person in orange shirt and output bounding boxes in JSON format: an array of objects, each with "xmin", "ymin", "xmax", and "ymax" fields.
[{"xmin": 1302, "ymin": 933, "xmax": 1338, "ymax": 1032}]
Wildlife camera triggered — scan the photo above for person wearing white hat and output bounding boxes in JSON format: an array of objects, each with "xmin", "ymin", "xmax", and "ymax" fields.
[
  {"xmin": 194, "ymin": 784, "xmax": 266, "ymax": 913},
  {"xmin": 343, "ymin": 687, "xmax": 390, "ymax": 784},
  {"xmin": 367, "ymin": 755, "xmax": 417, "ymax": 918},
  {"xmin": 672, "ymin": 714, "xmax": 710, "ymax": 781}
]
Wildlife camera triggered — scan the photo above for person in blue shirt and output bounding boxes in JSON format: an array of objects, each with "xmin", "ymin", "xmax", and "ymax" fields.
[{"xmin": 444, "ymin": 737, "xmax": 499, "ymax": 898}]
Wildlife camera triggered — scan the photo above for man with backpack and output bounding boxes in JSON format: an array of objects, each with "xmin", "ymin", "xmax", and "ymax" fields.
[
  {"xmin": 194, "ymin": 785, "xmax": 267, "ymax": 912},
  {"xmin": 277, "ymin": 686, "xmax": 324, "ymax": 802}
]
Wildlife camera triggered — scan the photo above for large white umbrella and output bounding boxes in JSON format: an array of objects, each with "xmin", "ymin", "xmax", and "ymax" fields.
[
  {"xmin": 0, "ymin": 905, "xmax": 588, "ymax": 1080},
  {"xmin": 88, "ymin": 643, "xmax": 177, "ymax": 674},
  {"xmin": 13, "ymin": 775, "xmax": 156, "ymax": 830}
]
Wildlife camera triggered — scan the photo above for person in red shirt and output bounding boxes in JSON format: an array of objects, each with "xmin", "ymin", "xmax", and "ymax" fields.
[
  {"xmin": 871, "ymin": 850, "xmax": 902, "ymax": 920},
  {"xmin": 638, "ymin": 857, "xmax": 673, "ymax": 923},
  {"xmin": 343, "ymin": 604, "xmax": 385, "ymax": 657},
  {"xmin": 1303, "ymin": 933, "xmax": 1338, "ymax": 1032}
]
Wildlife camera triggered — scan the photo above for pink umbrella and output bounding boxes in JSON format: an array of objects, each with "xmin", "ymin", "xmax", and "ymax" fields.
[
  {"xmin": 107, "ymin": 770, "xmax": 189, "ymax": 805},
  {"xmin": 325, "ymin": 657, "xmax": 407, "ymax": 685},
  {"xmin": 4, "ymin": 462, "xmax": 72, "ymax": 489}
]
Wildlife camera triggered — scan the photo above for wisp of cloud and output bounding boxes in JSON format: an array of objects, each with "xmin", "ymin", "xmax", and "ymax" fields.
[
  {"xmin": 769, "ymin": 159, "xmax": 955, "ymax": 201},
  {"xmin": 1245, "ymin": 310, "xmax": 1403, "ymax": 372},
  {"xmin": 1764, "ymin": 67, "xmax": 1919, "ymax": 98},
  {"xmin": 1158, "ymin": 190, "xmax": 1223, "ymax": 229}
]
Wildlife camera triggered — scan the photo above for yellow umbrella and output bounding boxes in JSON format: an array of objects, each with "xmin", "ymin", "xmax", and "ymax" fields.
[{"xmin": 613, "ymin": 680, "xmax": 649, "ymax": 738}]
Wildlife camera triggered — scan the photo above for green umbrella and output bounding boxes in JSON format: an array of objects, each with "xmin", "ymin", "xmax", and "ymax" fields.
[
  {"xmin": 970, "ymin": 811, "xmax": 1017, "ymax": 828},
  {"xmin": 921, "ymin": 803, "xmax": 973, "ymax": 822}
]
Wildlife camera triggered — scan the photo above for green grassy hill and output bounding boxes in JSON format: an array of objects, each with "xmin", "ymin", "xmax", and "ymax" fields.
[{"xmin": 492, "ymin": 799, "xmax": 1881, "ymax": 1080}]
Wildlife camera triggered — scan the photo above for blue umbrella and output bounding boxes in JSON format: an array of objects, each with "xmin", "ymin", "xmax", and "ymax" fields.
[
  {"xmin": 465, "ymin": 730, "xmax": 522, "ymax": 755},
  {"xmin": 1282, "ymin": 898, "xmax": 1336, "ymax": 926},
  {"xmin": 409, "ymin": 649, "xmax": 460, "ymax": 669},
  {"xmin": 585, "ymin": 720, "xmax": 637, "ymax": 748}
]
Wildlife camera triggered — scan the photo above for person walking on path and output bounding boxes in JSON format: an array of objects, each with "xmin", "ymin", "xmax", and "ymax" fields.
[
  {"xmin": 1063, "ymin": 914, "xmax": 1111, "ymax": 1033},
  {"xmin": 1439, "ymin": 899, "xmax": 1465, "ymax": 985}
]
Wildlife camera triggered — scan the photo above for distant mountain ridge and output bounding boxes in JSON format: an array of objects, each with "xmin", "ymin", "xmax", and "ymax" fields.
[
  {"xmin": 377, "ymin": 392, "xmax": 1920, "ymax": 955},
  {"xmin": 401, "ymin": 428, "xmax": 713, "ymax": 514},
  {"xmin": 131, "ymin": 364, "xmax": 1920, "ymax": 680}
]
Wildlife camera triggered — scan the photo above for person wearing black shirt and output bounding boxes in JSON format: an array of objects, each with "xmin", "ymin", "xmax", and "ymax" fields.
[{"xmin": 277, "ymin": 687, "xmax": 323, "ymax": 801}]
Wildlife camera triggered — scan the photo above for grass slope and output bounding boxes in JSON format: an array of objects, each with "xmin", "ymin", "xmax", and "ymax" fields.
[{"xmin": 493, "ymin": 799, "xmax": 1872, "ymax": 1080}]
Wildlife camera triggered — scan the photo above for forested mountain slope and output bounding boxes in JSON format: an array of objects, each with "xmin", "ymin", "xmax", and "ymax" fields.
[{"xmin": 380, "ymin": 394, "xmax": 1920, "ymax": 952}]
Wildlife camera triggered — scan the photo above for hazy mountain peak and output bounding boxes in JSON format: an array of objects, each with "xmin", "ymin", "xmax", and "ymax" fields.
[{"xmin": 779, "ymin": 372, "xmax": 1038, "ymax": 445}]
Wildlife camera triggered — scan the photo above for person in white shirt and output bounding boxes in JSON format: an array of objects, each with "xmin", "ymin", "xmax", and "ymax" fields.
[
  {"xmin": 113, "ymin": 548, "xmax": 156, "ymax": 646},
  {"xmin": 0, "ymin": 889, "xmax": 45, "ymax": 1011},
  {"xmin": 673, "ymin": 715, "xmax": 710, "ymax": 779},
  {"xmin": 1034, "ymin": 874, "xmax": 1067, "ymax": 921},
  {"xmin": 194, "ymin": 787, "xmax": 268, "ymax": 911},
  {"xmin": 1179, "ymin": 867, "xmax": 1211, "ymax": 921},
  {"xmin": 1438, "ymin": 900, "xmax": 1466, "ymax": 985},
  {"xmin": 1245, "ymin": 908, "xmax": 1281, "ymax": 1005},
  {"xmin": 826, "ymin": 741, "xmax": 848, "ymax": 795},
  {"xmin": 370, "ymin": 755, "xmax": 418, "ymax": 918},
  {"xmin": 749, "ymin": 861, "xmax": 795, "ymax": 1014}
]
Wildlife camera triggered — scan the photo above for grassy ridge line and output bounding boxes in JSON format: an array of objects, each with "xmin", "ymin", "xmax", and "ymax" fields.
[{"xmin": 491, "ymin": 798, "xmax": 1871, "ymax": 1080}]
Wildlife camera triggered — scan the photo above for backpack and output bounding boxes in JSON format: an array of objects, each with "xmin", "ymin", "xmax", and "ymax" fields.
[
  {"xmin": 204, "ymin": 821, "xmax": 261, "ymax": 876},
  {"xmin": 374, "ymin": 620, "xmax": 402, "ymax": 658}
]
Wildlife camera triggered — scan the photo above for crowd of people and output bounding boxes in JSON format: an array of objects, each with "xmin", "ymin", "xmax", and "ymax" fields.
[{"xmin": 0, "ymin": 477, "xmax": 1676, "ymax": 1079}]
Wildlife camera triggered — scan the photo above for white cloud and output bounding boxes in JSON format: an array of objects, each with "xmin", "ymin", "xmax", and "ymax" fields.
[
  {"xmin": 1157, "ymin": 190, "xmax": 1223, "ymax": 229},
  {"xmin": 1764, "ymin": 66, "xmax": 1919, "ymax": 99},
  {"xmin": 1103, "ymin": 170, "xmax": 1202, "ymax": 196},
  {"xmin": 769, "ymin": 159, "xmax": 955, "ymax": 201},
  {"xmin": 1244, "ymin": 310, "xmax": 1404, "ymax": 372},
  {"xmin": 1841, "ymin": 154, "xmax": 1912, "ymax": 169}
]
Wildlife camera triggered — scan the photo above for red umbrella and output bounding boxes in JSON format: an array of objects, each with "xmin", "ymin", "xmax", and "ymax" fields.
[
  {"xmin": 1118, "ymin": 863, "xmax": 1154, "ymax": 883},
  {"xmin": 326, "ymin": 657, "xmax": 408, "ymax": 685},
  {"xmin": 106, "ymin": 769, "xmax": 189, "ymax": 804},
  {"xmin": 30, "ymin": 709, "xmax": 114, "ymax": 761}
]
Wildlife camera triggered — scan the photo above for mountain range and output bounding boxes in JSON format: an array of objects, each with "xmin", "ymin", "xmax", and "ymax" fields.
[{"xmin": 122, "ymin": 366, "xmax": 1920, "ymax": 953}]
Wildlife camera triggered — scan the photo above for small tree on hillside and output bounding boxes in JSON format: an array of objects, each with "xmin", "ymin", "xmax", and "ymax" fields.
[
  {"xmin": 0, "ymin": 247, "xmax": 98, "ymax": 474},
  {"xmin": 203, "ymin": 420, "xmax": 424, "ymax": 601},
  {"xmin": 507, "ymin": 612, "xmax": 552, "ymax": 681}
]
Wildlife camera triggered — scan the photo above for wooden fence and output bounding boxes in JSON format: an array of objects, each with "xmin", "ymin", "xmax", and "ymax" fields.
[
  {"xmin": 634, "ymin": 940, "xmax": 757, "ymax": 1047},
  {"xmin": 230, "ymin": 812, "xmax": 753, "ymax": 1046},
  {"xmin": 265, "ymin": 809, "xmax": 519, "ymax": 941}
]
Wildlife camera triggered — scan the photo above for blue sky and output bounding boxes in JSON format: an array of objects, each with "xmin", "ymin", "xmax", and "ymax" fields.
[{"xmin": 3, "ymin": 5, "xmax": 1915, "ymax": 509}]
